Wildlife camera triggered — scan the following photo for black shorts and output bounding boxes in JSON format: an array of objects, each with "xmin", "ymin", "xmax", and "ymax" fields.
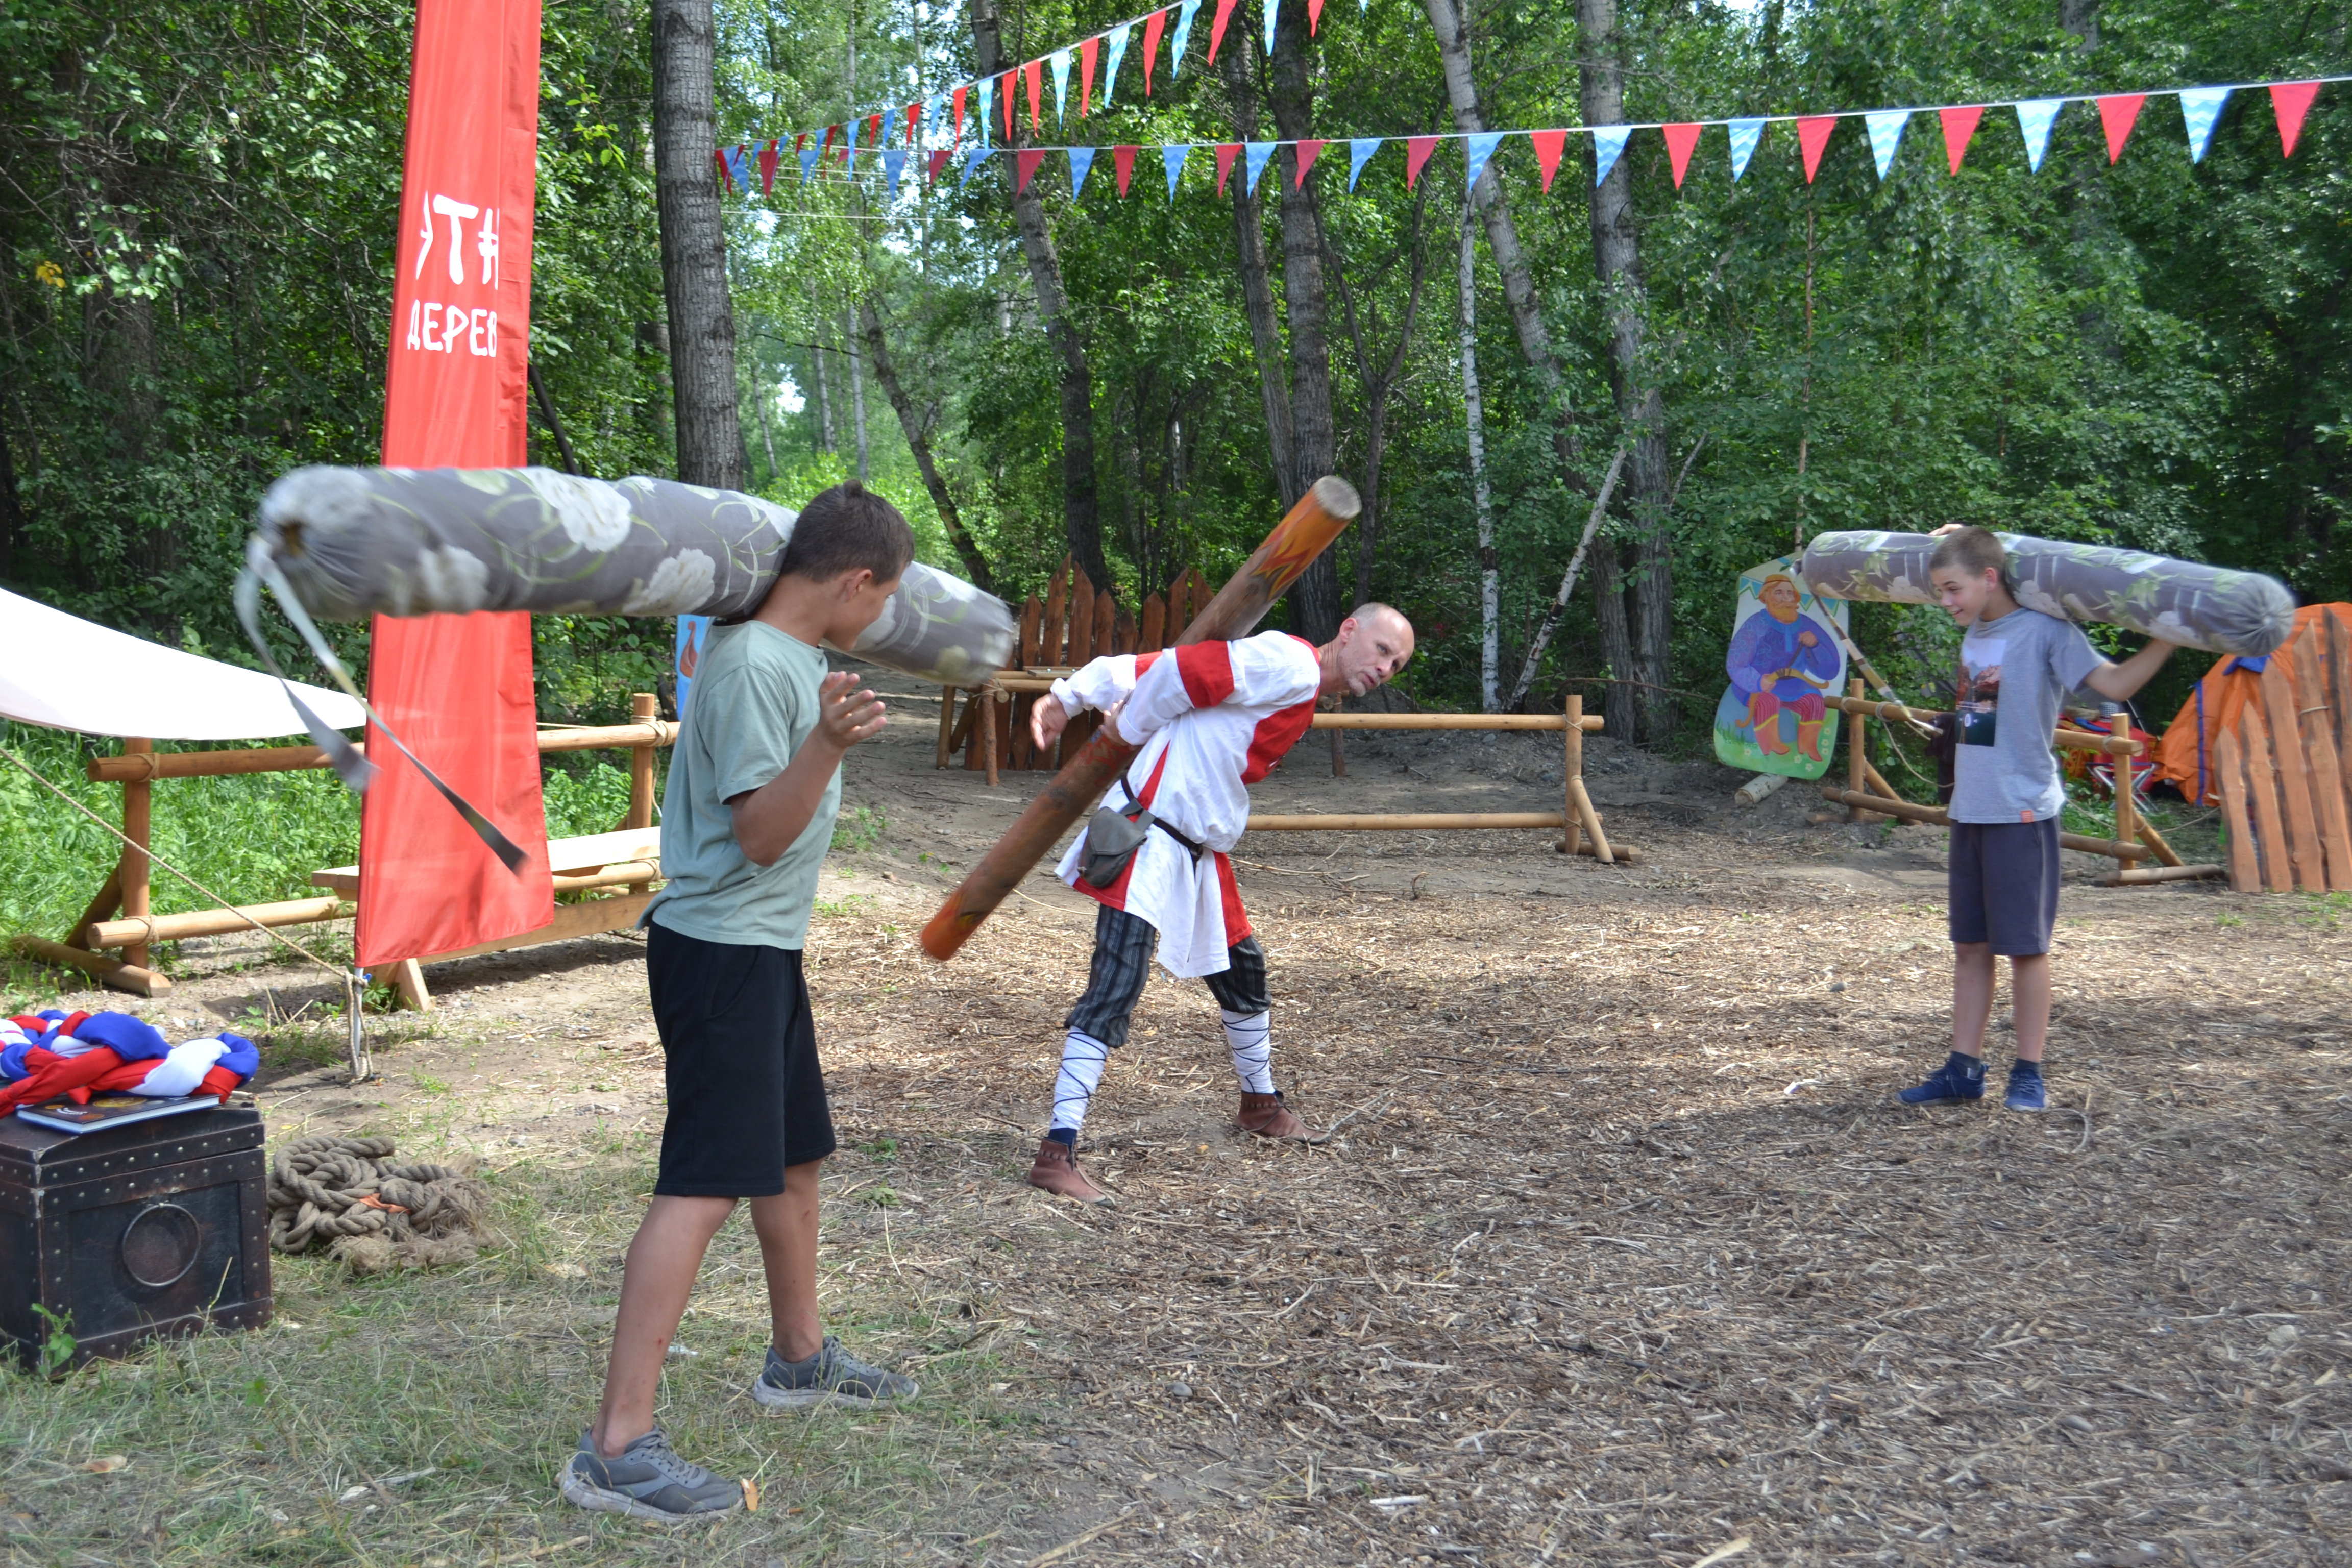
[
  {"xmin": 1064, "ymin": 904, "xmax": 1271, "ymax": 1048},
  {"xmin": 1948, "ymin": 818, "xmax": 2062, "ymax": 957},
  {"xmin": 645, "ymin": 919, "xmax": 836, "ymax": 1196}
]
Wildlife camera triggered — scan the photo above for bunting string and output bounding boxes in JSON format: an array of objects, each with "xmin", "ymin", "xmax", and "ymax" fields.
[{"xmin": 715, "ymin": 71, "xmax": 2340, "ymax": 203}]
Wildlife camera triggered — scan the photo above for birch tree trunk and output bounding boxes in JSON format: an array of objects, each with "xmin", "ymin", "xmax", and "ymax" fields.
[
  {"xmin": 971, "ymin": 0, "xmax": 1111, "ymax": 592},
  {"xmin": 650, "ymin": 0, "xmax": 741, "ymax": 489},
  {"xmin": 842, "ymin": 309, "xmax": 870, "ymax": 482},
  {"xmin": 1459, "ymin": 205, "xmax": 1499, "ymax": 711}
]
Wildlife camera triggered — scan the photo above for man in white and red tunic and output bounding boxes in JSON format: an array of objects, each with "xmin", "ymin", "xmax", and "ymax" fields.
[{"xmin": 1024, "ymin": 603, "xmax": 1415, "ymax": 1202}]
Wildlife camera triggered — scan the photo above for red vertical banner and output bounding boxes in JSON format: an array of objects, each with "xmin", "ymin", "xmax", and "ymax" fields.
[{"xmin": 358, "ymin": 0, "xmax": 554, "ymax": 968}]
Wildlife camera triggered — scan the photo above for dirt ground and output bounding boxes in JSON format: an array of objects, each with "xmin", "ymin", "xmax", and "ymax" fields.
[{"xmin": 7, "ymin": 667, "xmax": 2348, "ymax": 1567}]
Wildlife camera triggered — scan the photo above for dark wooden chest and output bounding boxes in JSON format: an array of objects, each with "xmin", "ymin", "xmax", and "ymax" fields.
[{"xmin": 0, "ymin": 1104, "xmax": 272, "ymax": 1369}]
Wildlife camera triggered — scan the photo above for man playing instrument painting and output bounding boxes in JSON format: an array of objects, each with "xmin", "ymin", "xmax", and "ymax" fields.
[{"xmin": 1726, "ymin": 573, "xmax": 1842, "ymax": 762}]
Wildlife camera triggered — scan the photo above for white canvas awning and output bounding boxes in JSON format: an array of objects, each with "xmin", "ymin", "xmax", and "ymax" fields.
[{"xmin": 0, "ymin": 587, "xmax": 365, "ymax": 740}]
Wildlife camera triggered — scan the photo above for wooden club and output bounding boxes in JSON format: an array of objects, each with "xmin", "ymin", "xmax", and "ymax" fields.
[{"xmin": 918, "ymin": 476, "xmax": 1363, "ymax": 961}]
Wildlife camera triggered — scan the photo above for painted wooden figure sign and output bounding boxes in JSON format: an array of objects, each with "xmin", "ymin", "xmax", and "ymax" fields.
[{"xmin": 1714, "ymin": 555, "xmax": 1848, "ymax": 778}]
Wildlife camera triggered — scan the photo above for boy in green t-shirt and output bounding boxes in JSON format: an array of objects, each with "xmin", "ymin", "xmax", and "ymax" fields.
[{"xmin": 561, "ymin": 481, "xmax": 918, "ymax": 1521}]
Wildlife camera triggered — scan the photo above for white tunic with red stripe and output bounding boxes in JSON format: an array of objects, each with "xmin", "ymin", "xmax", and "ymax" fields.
[{"xmin": 1049, "ymin": 632, "xmax": 1322, "ymax": 978}]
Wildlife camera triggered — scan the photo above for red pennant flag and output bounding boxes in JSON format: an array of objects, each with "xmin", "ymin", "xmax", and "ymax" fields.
[
  {"xmin": 928, "ymin": 148, "xmax": 953, "ymax": 183},
  {"xmin": 1529, "ymin": 129, "xmax": 1568, "ymax": 192},
  {"xmin": 867, "ymin": 112, "xmax": 885, "ymax": 150},
  {"xmin": 1016, "ymin": 148, "xmax": 1047, "ymax": 193},
  {"xmin": 795, "ymin": 131, "xmax": 808, "ymax": 155},
  {"xmin": 1938, "ymin": 105, "xmax": 1983, "ymax": 174},
  {"xmin": 1308, "ymin": 0, "xmax": 1324, "ymax": 33},
  {"xmin": 906, "ymin": 102, "xmax": 921, "ymax": 145},
  {"xmin": 822, "ymin": 124, "xmax": 839, "ymax": 158},
  {"xmin": 1661, "ymin": 122, "xmax": 1702, "ymax": 188},
  {"xmin": 758, "ymin": 138, "xmax": 779, "ymax": 193},
  {"xmin": 1114, "ymin": 143, "xmax": 1138, "ymax": 195},
  {"xmin": 1404, "ymin": 134, "xmax": 1440, "ymax": 190},
  {"xmin": 1000, "ymin": 71, "xmax": 1015, "ymax": 139},
  {"xmin": 2097, "ymin": 93, "xmax": 2144, "ymax": 162},
  {"xmin": 1294, "ymin": 138, "xmax": 1326, "ymax": 187},
  {"xmin": 1024, "ymin": 60, "xmax": 1043, "ymax": 130},
  {"xmin": 1144, "ymin": 10, "xmax": 1167, "ymax": 95},
  {"xmin": 713, "ymin": 146, "xmax": 734, "ymax": 191},
  {"xmin": 1215, "ymin": 142, "xmax": 1242, "ymax": 194},
  {"xmin": 1796, "ymin": 115, "xmax": 1837, "ymax": 182},
  {"xmin": 953, "ymin": 85, "xmax": 967, "ymax": 143},
  {"xmin": 1081, "ymin": 36, "xmax": 1098, "ymax": 117},
  {"xmin": 1208, "ymin": 0, "xmax": 1238, "ymax": 64},
  {"xmin": 2271, "ymin": 80, "xmax": 2321, "ymax": 156}
]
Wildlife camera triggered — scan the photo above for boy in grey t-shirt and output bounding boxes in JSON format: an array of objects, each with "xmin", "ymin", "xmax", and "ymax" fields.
[{"xmin": 1899, "ymin": 527, "xmax": 2176, "ymax": 1113}]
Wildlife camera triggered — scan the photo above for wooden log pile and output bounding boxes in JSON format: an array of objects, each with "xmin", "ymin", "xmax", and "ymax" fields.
[{"xmin": 2215, "ymin": 615, "xmax": 2352, "ymax": 893}]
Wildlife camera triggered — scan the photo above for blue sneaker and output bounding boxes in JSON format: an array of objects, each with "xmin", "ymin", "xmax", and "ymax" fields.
[
  {"xmin": 558, "ymin": 1427, "xmax": 742, "ymax": 1520},
  {"xmin": 1897, "ymin": 1051, "xmax": 1987, "ymax": 1106},
  {"xmin": 2004, "ymin": 1064, "xmax": 2047, "ymax": 1113},
  {"xmin": 751, "ymin": 1335, "xmax": 919, "ymax": 1410}
]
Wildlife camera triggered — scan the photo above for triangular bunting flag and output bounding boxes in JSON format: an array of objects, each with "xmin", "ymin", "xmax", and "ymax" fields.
[
  {"xmin": 1727, "ymin": 117, "xmax": 1765, "ymax": 181},
  {"xmin": 1590, "ymin": 125, "xmax": 1630, "ymax": 186},
  {"xmin": 2098, "ymin": 93, "xmax": 2144, "ymax": 162},
  {"xmin": 800, "ymin": 143, "xmax": 822, "ymax": 183},
  {"xmin": 1244, "ymin": 140, "xmax": 1277, "ymax": 195},
  {"xmin": 1864, "ymin": 109, "xmax": 1908, "ymax": 179},
  {"xmin": 1049, "ymin": 50, "xmax": 1071, "ymax": 125},
  {"xmin": 867, "ymin": 112, "xmax": 884, "ymax": 149},
  {"xmin": 1081, "ymin": 37, "xmax": 1099, "ymax": 116},
  {"xmin": 883, "ymin": 147, "xmax": 907, "ymax": 202},
  {"xmin": 954, "ymin": 85, "xmax": 969, "ymax": 143},
  {"xmin": 1405, "ymin": 134, "xmax": 1440, "ymax": 190},
  {"xmin": 979, "ymin": 78, "xmax": 995, "ymax": 145},
  {"xmin": 2178, "ymin": 86, "xmax": 2229, "ymax": 162},
  {"xmin": 1294, "ymin": 139, "xmax": 1326, "ymax": 187},
  {"xmin": 1114, "ymin": 144, "xmax": 1138, "ymax": 195},
  {"xmin": 2271, "ymin": 80, "xmax": 2320, "ymax": 157},
  {"xmin": 1170, "ymin": 0, "xmax": 1200, "ymax": 79},
  {"xmin": 1164, "ymin": 142, "xmax": 1189, "ymax": 198},
  {"xmin": 1207, "ymin": 0, "xmax": 1237, "ymax": 65},
  {"xmin": 1662, "ymin": 122, "xmax": 1702, "ymax": 188},
  {"xmin": 1309, "ymin": 0, "xmax": 1323, "ymax": 31},
  {"xmin": 1143, "ymin": 11, "xmax": 1167, "ymax": 94},
  {"xmin": 1214, "ymin": 142, "xmax": 1241, "ymax": 194},
  {"xmin": 1348, "ymin": 137, "xmax": 1382, "ymax": 190},
  {"xmin": 1016, "ymin": 148, "xmax": 1047, "ymax": 193},
  {"xmin": 758, "ymin": 138, "xmax": 779, "ymax": 194},
  {"xmin": 1796, "ymin": 115, "xmax": 1837, "ymax": 182},
  {"xmin": 1068, "ymin": 146, "xmax": 1096, "ymax": 197},
  {"xmin": 1938, "ymin": 105, "xmax": 1982, "ymax": 173},
  {"xmin": 713, "ymin": 146, "xmax": 736, "ymax": 193},
  {"xmin": 1102, "ymin": 24, "xmax": 1131, "ymax": 109},
  {"xmin": 959, "ymin": 147, "xmax": 993, "ymax": 189},
  {"xmin": 1263, "ymin": 0, "xmax": 1277, "ymax": 54},
  {"xmin": 822, "ymin": 124, "xmax": 839, "ymax": 158},
  {"xmin": 928, "ymin": 148, "xmax": 953, "ymax": 183},
  {"xmin": 724, "ymin": 144, "xmax": 749, "ymax": 191},
  {"xmin": 1024, "ymin": 60, "xmax": 1043, "ymax": 130},
  {"xmin": 1465, "ymin": 130, "xmax": 1505, "ymax": 192},
  {"xmin": 1001, "ymin": 71, "xmax": 1016, "ymax": 140},
  {"xmin": 843, "ymin": 120, "xmax": 859, "ymax": 179},
  {"xmin": 2015, "ymin": 98, "xmax": 2061, "ymax": 172},
  {"xmin": 1530, "ymin": 129, "xmax": 1569, "ymax": 192},
  {"xmin": 905, "ymin": 102, "xmax": 922, "ymax": 146},
  {"xmin": 926, "ymin": 95, "xmax": 945, "ymax": 143}
]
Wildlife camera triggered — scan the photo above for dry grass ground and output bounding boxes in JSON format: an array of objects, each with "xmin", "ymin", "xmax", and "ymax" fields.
[{"xmin": 3, "ymin": 713, "xmax": 2346, "ymax": 1567}]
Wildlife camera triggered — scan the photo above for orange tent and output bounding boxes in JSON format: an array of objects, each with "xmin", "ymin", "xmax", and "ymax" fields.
[{"xmin": 2152, "ymin": 603, "xmax": 2352, "ymax": 805}]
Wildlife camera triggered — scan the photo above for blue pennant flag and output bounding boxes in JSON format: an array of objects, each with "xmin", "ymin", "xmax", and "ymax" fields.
[
  {"xmin": 1050, "ymin": 50, "xmax": 1071, "ymax": 124},
  {"xmin": 1103, "ymin": 23, "xmax": 1133, "ymax": 109},
  {"xmin": 1865, "ymin": 110, "xmax": 1909, "ymax": 179},
  {"xmin": 1068, "ymin": 146, "xmax": 1096, "ymax": 198},
  {"xmin": 978, "ymin": 77, "xmax": 994, "ymax": 147},
  {"xmin": 799, "ymin": 142, "xmax": 822, "ymax": 184},
  {"xmin": 1727, "ymin": 118, "xmax": 1765, "ymax": 181},
  {"xmin": 844, "ymin": 121, "xmax": 859, "ymax": 180},
  {"xmin": 1348, "ymin": 137, "xmax": 1383, "ymax": 191},
  {"xmin": 724, "ymin": 144, "xmax": 752, "ymax": 193},
  {"xmin": 1591, "ymin": 126, "xmax": 1631, "ymax": 186},
  {"xmin": 1170, "ymin": 0, "xmax": 1201, "ymax": 77},
  {"xmin": 1244, "ymin": 140, "xmax": 1278, "ymax": 195},
  {"xmin": 1163, "ymin": 143, "xmax": 1189, "ymax": 199},
  {"xmin": 1263, "ymin": 0, "xmax": 1278, "ymax": 54},
  {"xmin": 2015, "ymin": 98, "xmax": 2062, "ymax": 173},
  {"xmin": 2179, "ymin": 86, "xmax": 2230, "ymax": 162},
  {"xmin": 959, "ymin": 146, "xmax": 994, "ymax": 190},
  {"xmin": 924, "ymin": 95, "xmax": 945, "ymax": 148},
  {"xmin": 1465, "ymin": 131, "xmax": 1505, "ymax": 192},
  {"xmin": 883, "ymin": 147, "xmax": 908, "ymax": 202}
]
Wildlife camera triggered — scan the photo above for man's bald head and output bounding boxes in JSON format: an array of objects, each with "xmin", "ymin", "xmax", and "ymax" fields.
[{"xmin": 1318, "ymin": 603, "xmax": 1415, "ymax": 700}]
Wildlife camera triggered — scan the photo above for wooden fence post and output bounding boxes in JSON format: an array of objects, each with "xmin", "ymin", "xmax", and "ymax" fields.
[
  {"xmin": 1845, "ymin": 680, "xmax": 1867, "ymax": 825},
  {"xmin": 627, "ymin": 692, "xmax": 657, "ymax": 893},
  {"xmin": 119, "ymin": 738, "xmax": 153, "ymax": 973},
  {"xmin": 1560, "ymin": 695, "xmax": 1584, "ymax": 857}
]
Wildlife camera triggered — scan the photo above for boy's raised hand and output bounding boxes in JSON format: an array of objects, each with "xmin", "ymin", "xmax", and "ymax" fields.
[{"xmin": 815, "ymin": 671, "xmax": 888, "ymax": 751}]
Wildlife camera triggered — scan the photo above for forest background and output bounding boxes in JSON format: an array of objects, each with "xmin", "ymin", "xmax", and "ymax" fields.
[{"xmin": 0, "ymin": 0, "xmax": 2346, "ymax": 935}]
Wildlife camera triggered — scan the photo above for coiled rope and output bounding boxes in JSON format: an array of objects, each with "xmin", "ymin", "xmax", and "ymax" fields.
[{"xmin": 267, "ymin": 1134, "xmax": 494, "ymax": 1271}]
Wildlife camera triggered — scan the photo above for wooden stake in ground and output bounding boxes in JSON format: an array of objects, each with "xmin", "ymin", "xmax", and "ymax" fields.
[
  {"xmin": 2214, "ymin": 728, "xmax": 2260, "ymax": 891},
  {"xmin": 2240, "ymin": 707, "xmax": 2294, "ymax": 893},
  {"xmin": 919, "ymin": 477, "xmax": 1362, "ymax": 961},
  {"xmin": 2289, "ymin": 622, "xmax": 2352, "ymax": 890}
]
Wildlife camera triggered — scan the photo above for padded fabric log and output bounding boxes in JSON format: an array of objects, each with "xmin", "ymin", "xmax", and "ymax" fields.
[
  {"xmin": 1799, "ymin": 530, "xmax": 2294, "ymax": 656},
  {"xmin": 251, "ymin": 465, "xmax": 1014, "ymax": 684}
]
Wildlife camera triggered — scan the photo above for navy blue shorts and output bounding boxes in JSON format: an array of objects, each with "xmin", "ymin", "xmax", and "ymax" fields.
[
  {"xmin": 1064, "ymin": 905, "xmax": 1270, "ymax": 1048},
  {"xmin": 1948, "ymin": 818, "xmax": 2062, "ymax": 957}
]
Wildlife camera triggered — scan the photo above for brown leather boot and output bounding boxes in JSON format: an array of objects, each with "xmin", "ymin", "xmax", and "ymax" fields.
[
  {"xmin": 1026, "ymin": 1137, "xmax": 1113, "ymax": 1204},
  {"xmin": 1237, "ymin": 1091, "xmax": 1329, "ymax": 1144}
]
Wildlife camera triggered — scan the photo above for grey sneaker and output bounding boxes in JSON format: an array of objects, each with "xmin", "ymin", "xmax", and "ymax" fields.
[
  {"xmin": 559, "ymin": 1427, "xmax": 743, "ymax": 1521},
  {"xmin": 751, "ymin": 1335, "xmax": 920, "ymax": 1409}
]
